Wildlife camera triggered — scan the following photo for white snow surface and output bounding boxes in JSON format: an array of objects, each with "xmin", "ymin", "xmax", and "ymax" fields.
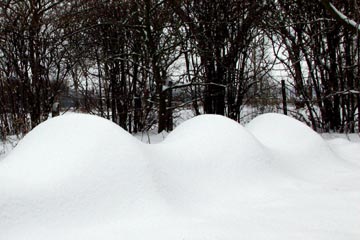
[
  {"xmin": 246, "ymin": 113, "xmax": 359, "ymax": 184},
  {"xmin": 0, "ymin": 113, "xmax": 359, "ymax": 240}
]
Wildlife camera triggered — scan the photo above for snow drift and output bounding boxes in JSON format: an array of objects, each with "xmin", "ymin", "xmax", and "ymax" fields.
[
  {"xmin": 246, "ymin": 113, "xmax": 359, "ymax": 183},
  {"xmin": 0, "ymin": 113, "xmax": 359, "ymax": 240},
  {"xmin": 246, "ymin": 113, "xmax": 328, "ymax": 154},
  {"xmin": 149, "ymin": 115, "xmax": 282, "ymax": 215},
  {"xmin": 0, "ymin": 114, "xmax": 165, "ymax": 239}
]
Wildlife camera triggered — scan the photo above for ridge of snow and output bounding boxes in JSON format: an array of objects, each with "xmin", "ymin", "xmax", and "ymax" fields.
[{"xmin": 0, "ymin": 113, "xmax": 359, "ymax": 240}]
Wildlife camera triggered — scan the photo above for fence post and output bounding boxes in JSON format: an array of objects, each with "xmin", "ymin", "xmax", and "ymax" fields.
[{"xmin": 281, "ymin": 80, "xmax": 287, "ymax": 115}]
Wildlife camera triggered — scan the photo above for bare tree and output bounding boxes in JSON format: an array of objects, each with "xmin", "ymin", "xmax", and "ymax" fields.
[{"xmin": 0, "ymin": 0, "xmax": 73, "ymax": 136}]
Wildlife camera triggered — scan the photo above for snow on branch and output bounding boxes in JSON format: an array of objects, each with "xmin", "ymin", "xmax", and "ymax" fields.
[{"xmin": 320, "ymin": 0, "xmax": 360, "ymax": 32}]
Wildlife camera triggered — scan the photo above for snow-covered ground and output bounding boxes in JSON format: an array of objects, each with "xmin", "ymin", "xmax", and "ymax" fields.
[{"xmin": 0, "ymin": 113, "xmax": 359, "ymax": 240}]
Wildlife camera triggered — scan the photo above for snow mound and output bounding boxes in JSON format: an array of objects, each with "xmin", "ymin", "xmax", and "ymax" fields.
[
  {"xmin": 0, "ymin": 113, "xmax": 360, "ymax": 240},
  {"xmin": 1, "ymin": 114, "xmax": 147, "ymax": 185},
  {"xmin": 163, "ymin": 114, "xmax": 271, "ymax": 177},
  {"xmin": 0, "ymin": 114, "xmax": 164, "ymax": 239},
  {"xmin": 246, "ymin": 113, "xmax": 327, "ymax": 154},
  {"xmin": 165, "ymin": 114, "xmax": 268, "ymax": 164},
  {"xmin": 150, "ymin": 115, "xmax": 280, "ymax": 214},
  {"xmin": 246, "ymin": 113, "xmax": 357, "ymax": 182}
]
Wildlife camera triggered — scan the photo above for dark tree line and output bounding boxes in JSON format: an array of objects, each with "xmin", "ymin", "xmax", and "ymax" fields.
[
  {"xmin": 267, "ymin": 0, "xmax": 360, "ymax": 132},
  {"xmin": 0, "ymin": 1, "xmax": 71, "ymax": 138},
  {"xmin": 0, "ymin": 0, "xmax": 359, "ymax": 139}
]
